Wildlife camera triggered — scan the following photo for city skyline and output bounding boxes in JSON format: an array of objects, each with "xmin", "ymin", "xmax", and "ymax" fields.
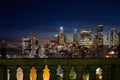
[{"xmin": 1, "ymin": 0, "xmax": 120, "ymax": 42}]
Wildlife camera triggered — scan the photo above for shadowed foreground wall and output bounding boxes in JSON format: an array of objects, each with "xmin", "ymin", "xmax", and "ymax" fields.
[{"xmin": 0, "ymin": 58, "xmax": 120, "ymax": 80}]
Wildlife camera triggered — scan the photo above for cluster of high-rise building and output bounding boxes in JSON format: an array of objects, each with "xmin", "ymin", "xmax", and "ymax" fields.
[
  {"xmin": 21, "ymin": 25, "xmax": 119, "ymax": 58},
  {"xmin": 0, "ymin": 23, "xmax": 119, "ymax": 59},
  {"xmin": 55, "ymin": 25, "xmax": 104, "ymax": 48}
]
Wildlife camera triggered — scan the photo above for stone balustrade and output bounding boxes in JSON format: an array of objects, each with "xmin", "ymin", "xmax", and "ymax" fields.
[{"xmin": 0, "ymin": 58, "xmax": 120, "ymax": 80}]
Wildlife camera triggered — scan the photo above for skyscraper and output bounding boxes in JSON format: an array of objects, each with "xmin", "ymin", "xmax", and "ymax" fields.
[
  {"xmin": 97, "ymin": 25, "xmax": 103, "ymax": 47},
  {"xmin": 79, "ymin": 29, "xmax": 93, "ymax": 48},
  {"xmin": 58, "ymin": 27, "xmax": 66, "ymax": 45},
  {"xmin": 96, "ymin": 25, "xmax": 104, "ymax": 58},
  {"xmin": 108, "ymin": 27, "xmax": 118, "ymax": 48},
  {"xmin": 73, "ymin": 29, "xmax": 78, "ymax": 43},
  {"xmin": 22, "ymin": 32, "xmax": 40, "ymax": 58}
]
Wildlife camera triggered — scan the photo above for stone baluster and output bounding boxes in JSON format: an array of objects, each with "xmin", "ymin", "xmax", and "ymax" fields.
[
  {"xmin": 56, "ymin": 65, "xmax": 64, "ymax": 80},
  {"xmin": 69, "ymin": 66, "xmax": 77, "ymax": 80},
  {"xmin": 22, "ymin": 66, "xmax": 31, "ymax": 80},
  {"xmin": 8, "ymin": 66, "xmax": 17, "ymax": 80}
]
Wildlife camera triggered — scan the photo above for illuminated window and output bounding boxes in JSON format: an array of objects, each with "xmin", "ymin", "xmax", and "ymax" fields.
[
  {"xmin": 30, "ymin": 66, "xmax": 37, "ymax": 80},
  {"xmin": 96, "ymin": 67, "xmax": 103, "ymax": 80},
  {"xmin": 16, "ymin": 67, "xmax": 23, "ymax": 80}
]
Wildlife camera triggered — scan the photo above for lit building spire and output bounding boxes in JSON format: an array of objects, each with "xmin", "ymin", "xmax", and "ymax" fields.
[
  {"xmin": 60, "ymin": 26, "xmax": 63, "ymax": 30},
  {"xmin": 74, "ymin": 29, "xmax": 77, "ymax": 33},
  {"xmin": 60, "ymin": 26, "xmax": 64, "ymax": 33}
]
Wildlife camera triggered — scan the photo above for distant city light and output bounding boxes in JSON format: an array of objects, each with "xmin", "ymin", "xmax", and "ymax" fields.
[
  {"xmin": 54, "ymin": 34, "xmax": 58, "ymax": 37},
  {"xmin": 74, "ymin": 29, "xmax": 77, "ymax": 32},
  {"xmin": 106, "ymin": 55, "xmax": 109, "ymax": 58},
  {"xmin": 98, "ymin": 25, "xmax": 103, "ymax": 27},
  {"xmin": 108, "ymin": 51, "xmax": 115, "ymax": 55},
  {"xmin": 111, "ymin": 51, "xmax": 115, "ymax": 54}
]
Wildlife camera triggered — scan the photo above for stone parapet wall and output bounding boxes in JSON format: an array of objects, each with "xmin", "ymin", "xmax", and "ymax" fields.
[{"xmin": 0, "ymin": 58, "xmax": 120, "ymax": 80}]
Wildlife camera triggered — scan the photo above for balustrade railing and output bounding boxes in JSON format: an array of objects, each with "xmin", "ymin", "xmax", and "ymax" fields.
[{"xmin": 0, "ymin": 58, "xmax": 120, "ymax": 80}]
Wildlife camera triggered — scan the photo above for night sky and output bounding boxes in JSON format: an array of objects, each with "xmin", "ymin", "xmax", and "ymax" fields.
[{"xmin": 0, "ymin": 0, "xmax": 120, "ymax": 42}]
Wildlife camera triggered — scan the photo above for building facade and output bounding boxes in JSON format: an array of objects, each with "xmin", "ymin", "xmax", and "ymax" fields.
[
  {"xmin": 108, "ymin": 27, "xmax": 118, "ymax": 48},
  {"xmin": 97, "ymin": 25, "xmax": 104, "ymax": 47},
  {"xmin": 22, "ymin": 32, "xmax": 40, "ymax": 58},
  {"xmin": 79, "ymin": 29, "xmax": 93, "ymax": 48}
]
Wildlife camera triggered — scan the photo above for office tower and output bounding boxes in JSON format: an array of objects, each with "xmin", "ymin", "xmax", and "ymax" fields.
[
  {"xmin": 22, "ymin": 32, "xmax": 39, "ymax": 58},
  {"xmin": 108, "ymin": 27, "xmax": 118, "ymax": 48},
  {"xmin": 97, "ymin": 25, "xmax": 103, "ymax": 47},
  {"xmin": 79, "ymin": 29, "xmax": 93, "ymax": 48},
  {"xmin": 96, "ymin": 25, "xmax": 104, "ymax": 58},
  {"xmin": 58, "ymin": 27, "xmax": 66, "ymax": 45},
  {"xmin": 73, "ymin": 29, "xmax": 78, "ymax": 43}
]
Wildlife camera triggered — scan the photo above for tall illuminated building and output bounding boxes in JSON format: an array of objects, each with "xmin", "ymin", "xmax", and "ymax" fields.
[
  {"xmin": 107, "ymin": 27, "xmax": 118, "ymax": 48},
  {"xmin": 97, "ymin": 25, "xmax": 103, "ymax": 47},
  {"xmin": 73, "ymin": 29, "xmax": 78, "ymax": 43},
  {"xmin": 96, "ymin": 25, "xmax": 104, "ymax": 58},
  {"xmin": 79, "ymin": 29, "xmax": 93, "ymax": 48},
  {"xmin": 58, "ymin": 27, "xmax": 66, "ymax": 45},
  {"xmin": 22, "ymin": 32, "xmax": 40, "ymax": 58}
]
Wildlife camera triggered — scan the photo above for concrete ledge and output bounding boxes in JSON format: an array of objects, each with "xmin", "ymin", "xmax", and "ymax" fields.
[{"xmin": 0, "ymin": 58, "xmax": 120, "ymax": 66}]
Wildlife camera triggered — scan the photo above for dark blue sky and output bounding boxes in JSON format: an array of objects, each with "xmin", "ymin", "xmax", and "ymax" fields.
[{"xmin": 0, "ymin": 0, "xmax": 120, "ymax": 41}]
